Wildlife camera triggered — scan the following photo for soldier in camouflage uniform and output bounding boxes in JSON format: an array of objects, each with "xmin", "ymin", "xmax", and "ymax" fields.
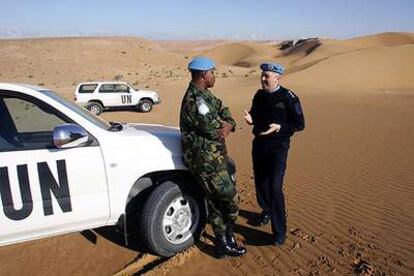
[{"xmin": 179, "ymin": 57, "xmax": 246, "ymax": 258}]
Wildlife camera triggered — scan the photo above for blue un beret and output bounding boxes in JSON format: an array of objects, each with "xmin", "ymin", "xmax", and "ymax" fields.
[
  {"xmin": 260, "ymin": 62, "xmax": 284, "ymax": 75},
  {"xmin": 188, "ymin": 57, "xmax": 216, "ymax": 71}
]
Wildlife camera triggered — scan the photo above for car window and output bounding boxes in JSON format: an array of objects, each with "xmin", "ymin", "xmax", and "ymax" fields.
[
  {"xmin": 0, "ymin": 136, "xmax": 13, "ymax": 150},
  {"xmin": 114, "ymin": 84, "xmax": 129, "ymax": 92},
  {"xmin": 43, "ymin": 90, "xmax": 110, "ymax": 130},
  {"xmin": 5, "ymin": 98, "xmax": 65, "ymax": 132},
  {"xmin": 0, "ymin": 100, "xmax": 18, "ymax": 151},
  {"xmin": 99, "ymin": 84, "xmax": 115, "ymax": 93},
  {"xmin": 79, "ymin": 84, "xmax": 97, "ymax": 93},
  {"xmin": 0, "ymin": 95, "xmax": 69, "ymax": 151}
]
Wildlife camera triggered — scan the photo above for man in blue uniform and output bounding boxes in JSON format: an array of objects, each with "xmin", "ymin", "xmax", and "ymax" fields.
[{"xmin": 244, "ymin": 62, "xmax": 305, "ymax": 246}]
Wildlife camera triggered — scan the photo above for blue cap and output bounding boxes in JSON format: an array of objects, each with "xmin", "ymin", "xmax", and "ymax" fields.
[
  {"xmin": 260, "ymin": 62, "xmax": 284, "ymax": 75},
  {"xmin": 188, "ymin": 57, "xmax": 216, "ymax": 71}
]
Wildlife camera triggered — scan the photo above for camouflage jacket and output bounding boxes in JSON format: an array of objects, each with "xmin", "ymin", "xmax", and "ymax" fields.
[{"xmin": 179, "ymin": 82, "xmax": 236, "ymax": 168}]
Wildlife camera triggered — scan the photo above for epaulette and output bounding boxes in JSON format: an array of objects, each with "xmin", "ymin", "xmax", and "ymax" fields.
[{"xmin": 287, "ymin": 90, "xmax": 297, "ymax": 99}]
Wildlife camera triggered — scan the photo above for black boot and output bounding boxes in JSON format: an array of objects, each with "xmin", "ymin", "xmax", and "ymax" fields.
[
  {"xmin": 253, "ymin": 211, "xmax": 270, "ymax": 226},
  {"xmin": 226, "ymin": 223, "xmax": 247, "ymax": 255},
  {"xmin": 214, "ymin": 233, "xmax": 246, "ymax": 258},
  {"xmin": 214, "ymin": 234, "xmax": 229, "ymax": 259},
  {"xmin": 225, "ymin": 223, "xmax": 237, "ymax": 247}
]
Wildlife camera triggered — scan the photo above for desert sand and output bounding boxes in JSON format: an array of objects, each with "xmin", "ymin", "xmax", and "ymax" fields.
[{"xmin": 0, "ymin": 32, "xmax": 413, "ymax": 275}]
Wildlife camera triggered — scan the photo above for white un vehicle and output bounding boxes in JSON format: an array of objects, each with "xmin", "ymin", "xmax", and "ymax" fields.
[
  {"xmin": 74, "ymin": 81, "xmax": 160, "ymax": 115},
  {"xmin": 0, "ymin": 83, "xmax": 235, "ymax": 257}
]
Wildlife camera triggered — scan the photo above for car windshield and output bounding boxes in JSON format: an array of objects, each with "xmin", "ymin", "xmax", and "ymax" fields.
[{"xmin": 42, "ymin": 90, "xmax": 111, "ymax": 129}]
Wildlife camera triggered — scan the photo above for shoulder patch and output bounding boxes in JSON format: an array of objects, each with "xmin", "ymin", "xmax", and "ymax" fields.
[{"xmin": 196, "ymin": 96, "xmax": 209, "ymax": 115}]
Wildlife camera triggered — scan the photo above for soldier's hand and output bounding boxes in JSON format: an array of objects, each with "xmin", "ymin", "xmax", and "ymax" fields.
[
  {"xmin": 243, "ymin": 109, "xmax": 253, "ymax": 125},
  {"xmin": 258, "ymin": 123, "xmax": 281, "ymax": 136},
  {"xmin": 218, "ymin": 121, "xmax": 233, "ymax": 140}
]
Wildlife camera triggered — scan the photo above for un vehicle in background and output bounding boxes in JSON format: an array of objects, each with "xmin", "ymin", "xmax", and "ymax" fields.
[
  {"xmin": 74, "ymin": 81, "xmax": 160, "ymax": 115},
  {"xmin": 0, "ymin": 83, "xmax": 238, "ymax": 257}
]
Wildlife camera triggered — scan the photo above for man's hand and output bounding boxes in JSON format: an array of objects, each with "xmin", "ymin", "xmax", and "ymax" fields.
[
  {"xmin": 258, "ymin": 123, "xmax": 281, "ymax": 136},
  {"xmin": 218, "ymin": 121, "xmax": 233, "ymax": 140},
  {"xmin": 243, "ymin": 109, "xmax": 253, "ymax": 125}
]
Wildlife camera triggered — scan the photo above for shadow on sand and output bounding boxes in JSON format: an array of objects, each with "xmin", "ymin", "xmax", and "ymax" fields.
[
  {"xmin": 80, "ymin": 226, "xmax": 148, "ymax": 253},
  {"xmin": 80, "ymin": 209, "xmax": 271, "ymax": 263},
  {"xmin": 196, "ymin": 209, "xmax": 272, "ymax": 258}
]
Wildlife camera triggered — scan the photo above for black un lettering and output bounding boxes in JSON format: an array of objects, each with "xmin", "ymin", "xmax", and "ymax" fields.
[
  {"xmin": 38, "ymin": 160, "xmax": 72, "ymax": 216},
  {"xmin": 0, "ymin": 165, "xmax": 33, "ymax": 220}
]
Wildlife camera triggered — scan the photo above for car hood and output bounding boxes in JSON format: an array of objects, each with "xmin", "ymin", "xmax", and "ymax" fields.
[
  {"xmin": 125, "ymin": 123, "xmax": 179, "ymax": 136},
  {"xmin": 120, "ymin": 123, "xmax": 182, "ymax": 155}
]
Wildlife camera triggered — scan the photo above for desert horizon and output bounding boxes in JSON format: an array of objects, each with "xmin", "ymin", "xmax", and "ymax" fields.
[{"xmin": 0, "ymin": 31, "xmax": 413, "ymax": 275}]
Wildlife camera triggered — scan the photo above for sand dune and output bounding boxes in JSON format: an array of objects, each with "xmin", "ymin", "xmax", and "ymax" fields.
[
  {"xmin": 285, "ymin": 43, "xmax": 414, "ymax": 90},
  {"xmin": 0, "ymin": 32, "xmax": 413, "ymax": 275},
  {"xmin": 0, "ymin": 37, "xmax": 187, "ymax": 93},
  {"xmin": 348, "ymin": 32, "xmax": 414, "ymax": 47},
  {"xmin": 201, "ymin": 41, "xmax": 277, "ymax": 68},
  {"xmin": 194, "ymin": 32, "xmax": 414, "ymax": 91},
  {"xmin": 157, "ymin": 40, "xmax": 233, "ymax": 54}
]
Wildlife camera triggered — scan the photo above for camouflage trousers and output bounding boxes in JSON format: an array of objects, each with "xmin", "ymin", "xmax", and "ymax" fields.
[{"xmin": 190, "ymin": 156, "xmax": 240, "ymax": 236}]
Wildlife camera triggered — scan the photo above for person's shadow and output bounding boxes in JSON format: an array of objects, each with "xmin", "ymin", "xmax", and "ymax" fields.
[
  {"xmin": 237, "ymin": 209, "xmax": 273, "ymax": 246},
  {"xmin": 239, "ymin": 209, "xmax": 261, "ymax": 227},
  {"xmin": 196, "ymin": 209, "xmax": 273, "ymax": 258}
]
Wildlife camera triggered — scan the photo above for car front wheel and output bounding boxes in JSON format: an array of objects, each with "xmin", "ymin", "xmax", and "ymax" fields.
[{"xmin": 140, "ymin": 180, "xmax": 206, "ymax": 257}]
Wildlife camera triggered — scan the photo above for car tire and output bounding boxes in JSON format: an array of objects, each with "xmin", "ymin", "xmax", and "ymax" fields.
[
  {"xmin": 87, "ymin": 102, "xmax": 103, "ymax": 115},
  {"xmin": 140, "ymin": 180, "xmax": 206, "ymax": 257},
  {"xmin": 138, "ymin": 99, "xmax": 153, "ymax": 112}
]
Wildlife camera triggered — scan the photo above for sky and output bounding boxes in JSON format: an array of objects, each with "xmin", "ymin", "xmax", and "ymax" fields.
[{"xmin": 1, "ymin": 0, "xmax": 413, "ymax": 40}]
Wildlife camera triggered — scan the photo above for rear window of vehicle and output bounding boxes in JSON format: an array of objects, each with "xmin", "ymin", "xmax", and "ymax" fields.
[{"xmin": 79, "ymin": 84, "xmax": 97, "ymax": 93}]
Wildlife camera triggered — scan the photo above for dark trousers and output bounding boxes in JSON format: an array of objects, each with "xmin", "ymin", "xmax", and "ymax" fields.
[{"xmin": 252, "ymin": 138, "xmax": 290, "ymax": 237}]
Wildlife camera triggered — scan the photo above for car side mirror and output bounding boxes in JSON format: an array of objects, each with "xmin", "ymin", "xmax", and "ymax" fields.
[{"xmin": 53, "ymin": 123, "xmax": 89, "ymax": 149}]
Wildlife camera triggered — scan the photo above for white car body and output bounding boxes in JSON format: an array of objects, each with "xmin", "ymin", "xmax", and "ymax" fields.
[
  {"xmin": 74, "ymin": 81, "xmax": 160, "ymax": 114},
  {"xmin": 0, "ymin": 83, "xmax": 192, "ymax": 253}
]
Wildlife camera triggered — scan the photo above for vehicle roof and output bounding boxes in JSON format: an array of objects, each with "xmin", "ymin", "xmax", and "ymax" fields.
[
  {"xmin": 78, "ymin": 81, "xmax": 129, "ymax": 85},
  {"xmin": 0, "ymin": 83, "xmax": 51, "ymax": 94}
]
